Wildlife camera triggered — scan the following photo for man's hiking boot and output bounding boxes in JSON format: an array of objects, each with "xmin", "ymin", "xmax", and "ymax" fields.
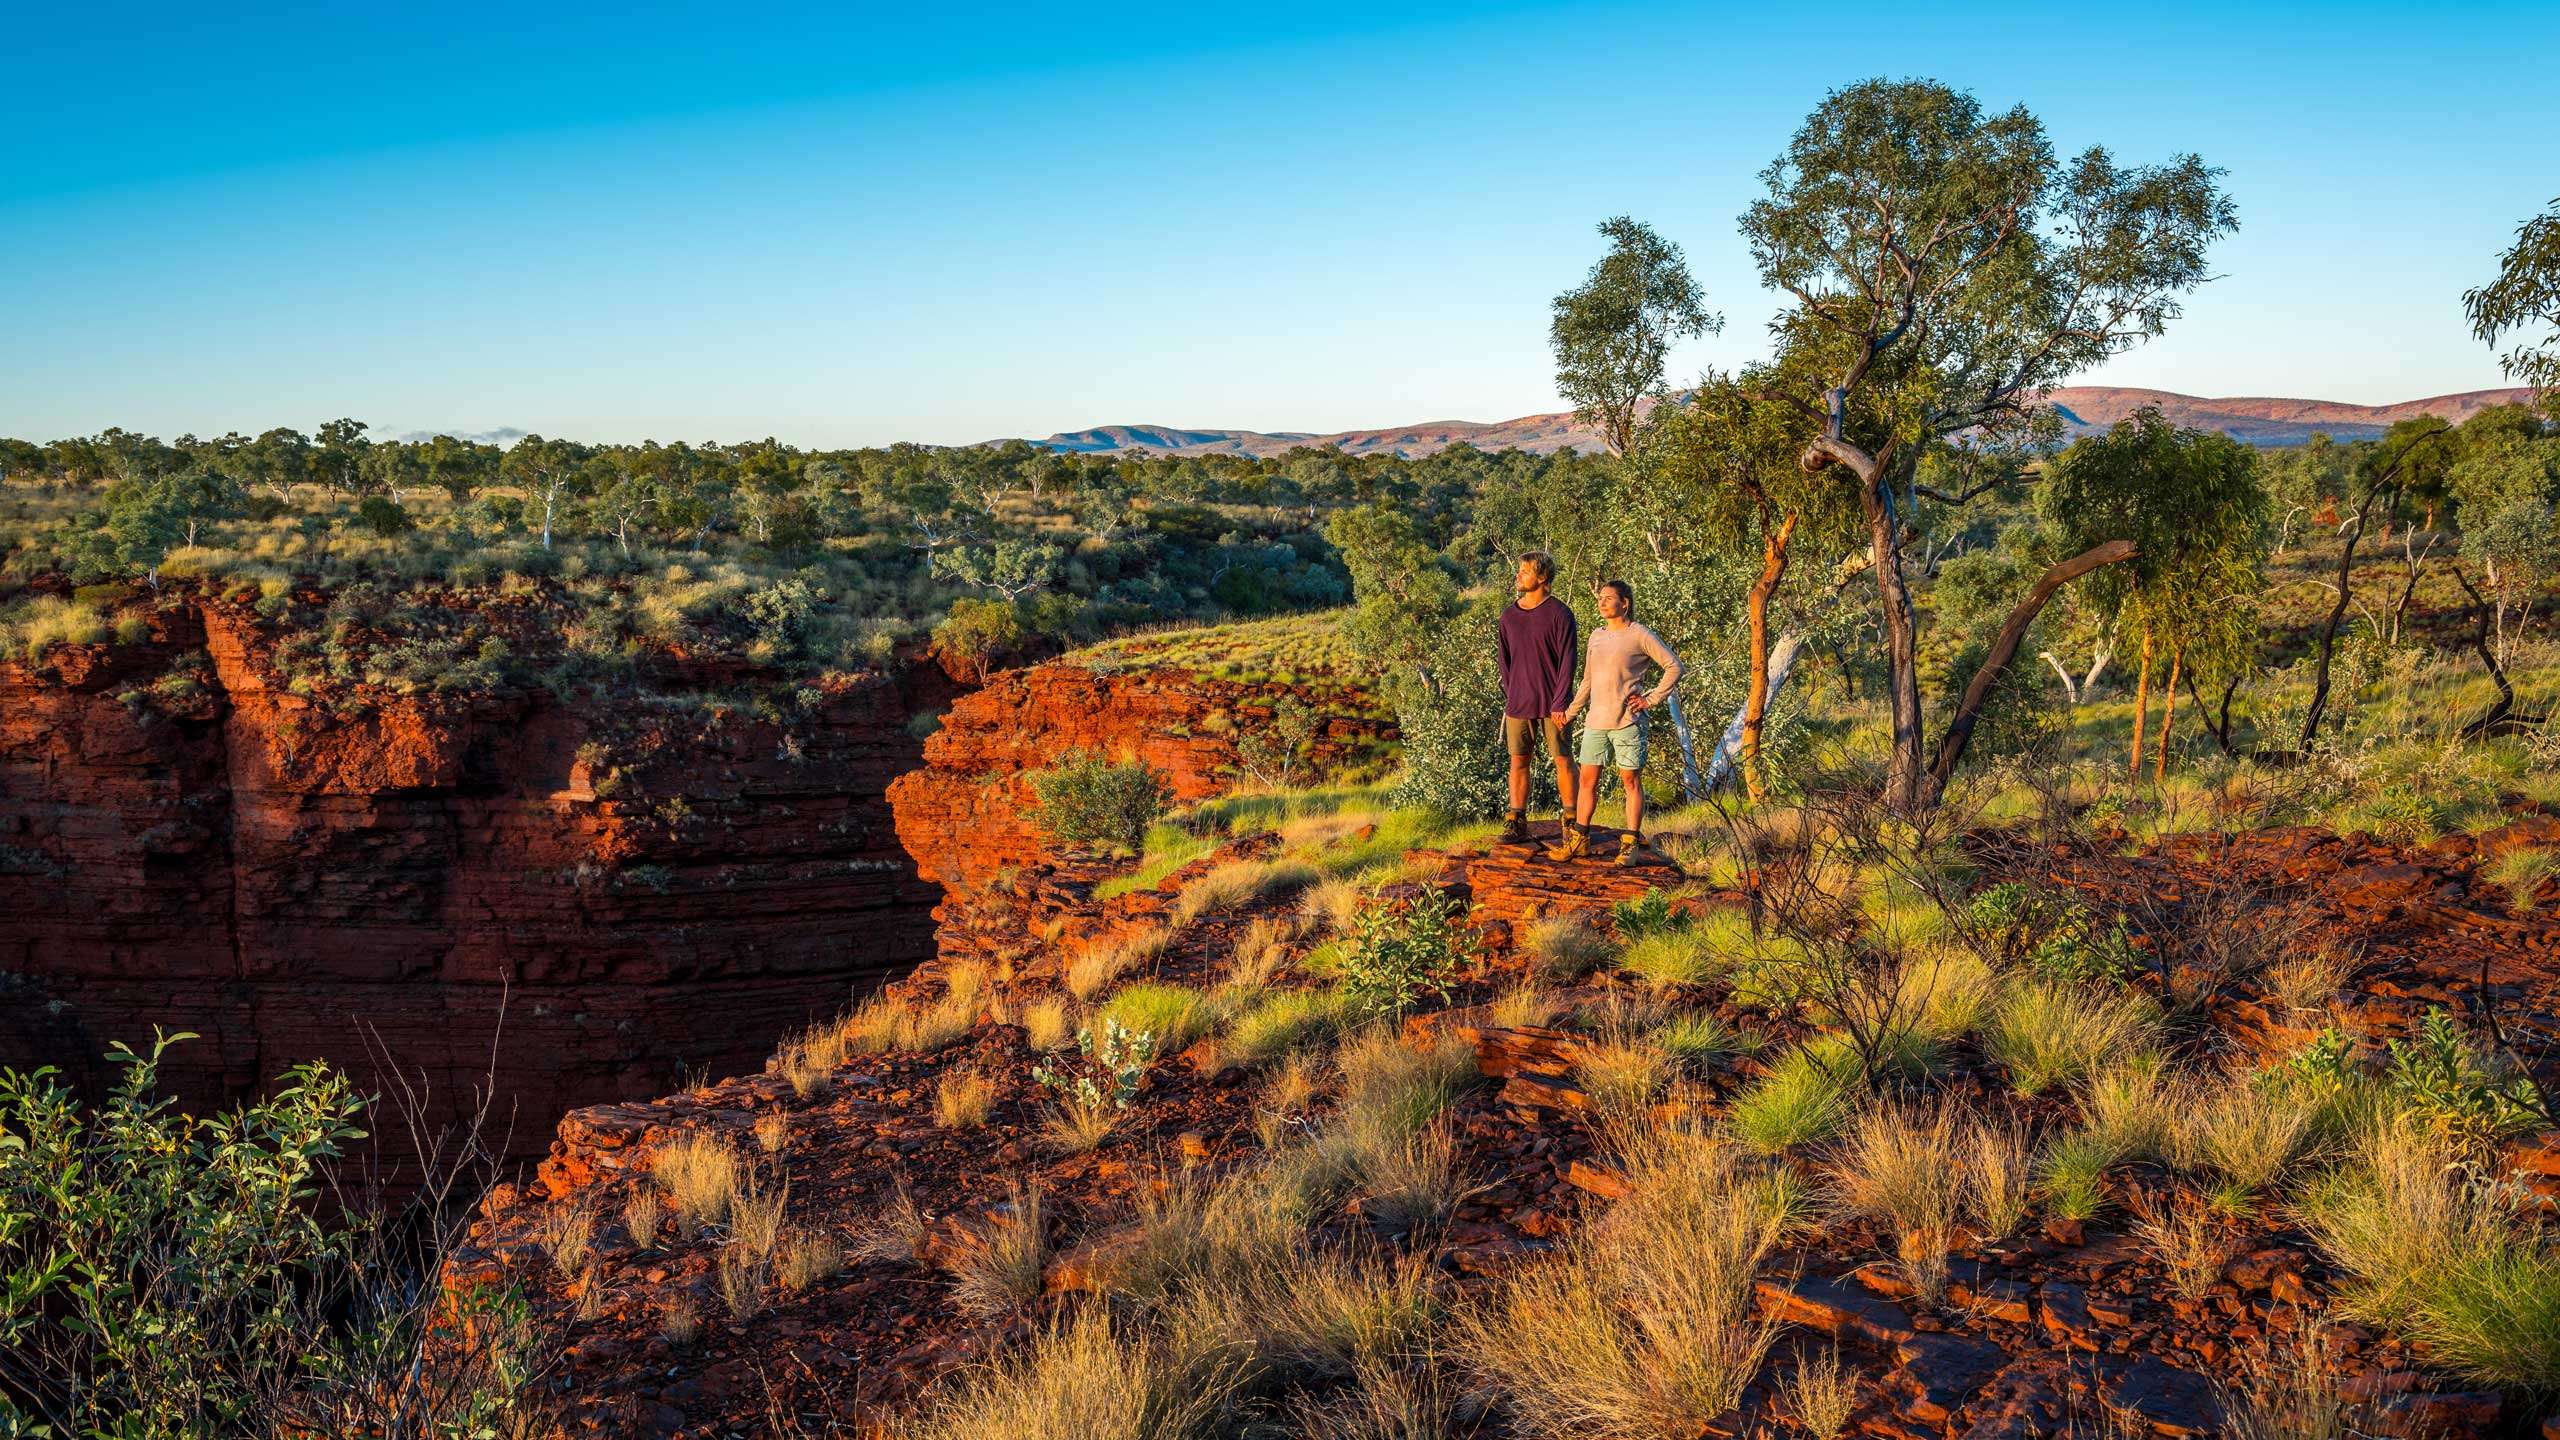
[
  {"xmin": 1612, "ymin": 833, "xmax": 1642, "ymax": 867},
  {"xmin": 1499, "ymin": 811, "xmax": 1531, "ymax": 846},
  {"xmin": 1545, "ymin": 824, "xmax": 1589, "ymax": 862}
]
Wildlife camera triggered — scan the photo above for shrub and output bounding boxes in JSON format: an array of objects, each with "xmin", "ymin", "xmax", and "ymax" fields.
[
  {"xmin": 1786, "ymin": 1346, "xmax": 1859, "ymax": 1440},
  {"xmin": 2382, "ymin": 1006, "xmax": 2547, "ymax": 1154},
  {"xmin": 1611, "ymin": 887, "xmax": 1690, "ymax": 941},
  {"xmin": 0, "ymin": 1035, "xmax": 543, "ymax": 1436},
  {"xmin": 1030, "ymin": 750, "xmax": 1172, "ymax": 854},
  {"xmin": 931, "ymin": 597, "xmax": 1025, "ymax": 685},
  {"xmin": 1338, "ymin": 885, "xmax": 1480, "ymax": 1020}
]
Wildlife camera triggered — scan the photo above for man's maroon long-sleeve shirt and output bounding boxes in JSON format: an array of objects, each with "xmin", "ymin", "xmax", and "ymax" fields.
[{"xmin": 1497, "ymin": 597, "xmax": 1578, "ymax": 720}]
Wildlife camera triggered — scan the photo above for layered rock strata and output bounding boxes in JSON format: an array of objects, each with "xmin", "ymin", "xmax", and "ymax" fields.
[{"xmin": 0, "ymin": 596, "xmax": 949, "ymax": 1158}]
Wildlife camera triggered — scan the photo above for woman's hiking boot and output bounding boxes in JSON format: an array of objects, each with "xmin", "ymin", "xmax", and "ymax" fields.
[
  {"xmin": 1544, "ymin": 824, "xmax": 1589, "ymax": 862},
  {"xmin": 1612, "ymin": 833, "xmax": 1642, "ymax": 867},
  {"xmin": 1500, "ymin": 810, "xmax": 1531, "ymax": 846}
]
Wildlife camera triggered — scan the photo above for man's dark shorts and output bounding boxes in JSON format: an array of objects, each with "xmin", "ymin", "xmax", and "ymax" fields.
[{"xmin": 1503, "ymin": 716, "xmax": 1567, "ymax": 760}]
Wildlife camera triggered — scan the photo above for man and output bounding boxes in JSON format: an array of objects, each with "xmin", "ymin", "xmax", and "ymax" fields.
[
  {"xmin": 1549, "ymin": 578, "xmax": 1682, "ymax": 865},
  {"xmin": 1496, "ymin": 551, "xmax": 1577, "ymax": 846}
]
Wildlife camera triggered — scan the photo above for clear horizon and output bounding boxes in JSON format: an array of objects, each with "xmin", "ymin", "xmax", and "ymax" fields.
[{"xmin": 4, "ymin": 1, "xmax": 2551, "ymax": 448}]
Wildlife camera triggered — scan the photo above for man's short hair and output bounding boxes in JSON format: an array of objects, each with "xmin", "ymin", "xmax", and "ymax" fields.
[
  {"xmin": 1520, "ymin": 551, "xmax": 1556, "ymax": 584},
  {"xmin": 1600, "ymin": 577, "xmax": 1634, "ymax": 618}
]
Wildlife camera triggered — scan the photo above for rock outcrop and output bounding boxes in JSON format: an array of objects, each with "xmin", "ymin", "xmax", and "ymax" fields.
[
  {"xmin": 887, "ymin": 628, "xmax": 1394, "ymax": 903},
  {"xmin": 0, "ymin": 593, "xmax": 950, "ymax": 1159}
]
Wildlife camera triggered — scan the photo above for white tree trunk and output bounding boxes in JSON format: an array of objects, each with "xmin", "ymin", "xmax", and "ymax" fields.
[{"xmin": 1702, "ymin": 630, "xmax": 1808, "ymax": 795}]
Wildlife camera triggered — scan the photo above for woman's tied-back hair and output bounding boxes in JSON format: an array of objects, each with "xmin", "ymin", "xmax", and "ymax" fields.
[
  {"xmin": 1600, "ymin": 577, "xmax": 1634, "ymax": 620},
  {"xmin": 1520, "ymin": 551, "xmax": 1556, "ymax": 584}
]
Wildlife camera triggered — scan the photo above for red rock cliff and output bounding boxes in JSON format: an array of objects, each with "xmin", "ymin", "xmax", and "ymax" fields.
[
  {"xmin": 0, "ymin": 596, "xmax": 949, "ymax": 1159},
  {"xmin": 886, "ymin": 629, "xmax": 1395, "ymax": 904}
]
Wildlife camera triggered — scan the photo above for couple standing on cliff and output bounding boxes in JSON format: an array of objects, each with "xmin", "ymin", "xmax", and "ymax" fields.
[{"xmin": 1496, "ymin": 550, "xmax": 1682, "ymax": 866}]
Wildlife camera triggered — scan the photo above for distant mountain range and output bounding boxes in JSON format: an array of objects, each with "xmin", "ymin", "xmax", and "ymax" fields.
[{"xmin": 1031, "ymin": 386, "xmax": 2537, "ymax": 458}]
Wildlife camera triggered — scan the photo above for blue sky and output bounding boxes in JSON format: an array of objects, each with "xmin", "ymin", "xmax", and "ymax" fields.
[{"xmin": 4, "ymin": 2, "xmax": 2551, "ymax": 447}]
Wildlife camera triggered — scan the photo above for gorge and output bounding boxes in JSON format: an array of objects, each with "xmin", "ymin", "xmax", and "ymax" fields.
[{"xmin": 0, "ymin": 595, "xmax": 1392, "ymax": 1166}]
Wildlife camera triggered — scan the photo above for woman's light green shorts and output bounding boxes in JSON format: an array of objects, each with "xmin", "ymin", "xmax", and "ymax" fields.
[{"xmin": 1575, "ymin": 717, "xmax": 1646, "ymax": 771}]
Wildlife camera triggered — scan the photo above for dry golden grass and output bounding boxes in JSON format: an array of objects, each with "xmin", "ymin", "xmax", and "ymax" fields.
[
  {"xmin": 949, "ymin": 1183, "xmax": 1051, "ymax": 1319},
  {"xmin": 1830, "ymin": 1104, "xmax": 1967, "ymax": 1302},
  {"xmin": 753, "ymin": 1112, "xmax": 790, "ymax": 1154},
  {"xmin": 1067, "ymin": 941, "xmax": 1141, "ymax": 1002},
  {"xmin": 661, "ymin": 1295, "xmax": 700, "ymax": 1346},
  {"xmin": 1489, "ymin": 985, "xmax": 1562, "ymax": 1029},
  {"xmin": 2081, "ymin": 1062, "xmax": 2183, "ymax": 1162},
  {"xmin": 1455, "ymin": 1126, "xmax": 1784, "ymax": 1438},
  {"xmin": 729, "ymin": 1178, "xmax": 789, "ymax": 1261},
  {"xmin": 852, "ymin": 1181, "xmax": 930, "ymax": 1265},
  {"xmin": 1252, "ymin": 1250, "xmax": 1442, "ymax": 1379},
  {"xmin": 1173, "ymin": 857, "xmax": 1321, "ymax": 926},
  {"xmin": 1786, "ymin": 1345, "xmax": 1860, "ymax": 1439},
  {"xmin": 652, "ymin": 1132, "xmax": 742, "ymax": 1239},
  {"xmin": 938, "ymin": 1069, "xmax": 996, "ymax": 1129},
  {"xmin": 1023, "ymin": 997, "xmax": 1076, "ymax": 1051},
  {"xmin": 1964, "ymin": 1115, "xmax": 2036, "ymax": 1241},
  {"xmin": 2177, "ymin": 1075, "xmax": 2318, "ymax": 1204},
  {"xmin": 622, "ymin": 1187, "xmax": 661, "ymax": 1251},
  {"xmin": 718, "ymin": 1247, "xmax": 766, "ymax": 1321},
  {"xmin": 1986, "ymin": 981, "xmax": 2159, "ymax": 1096},
  {"xmin": 2130, "ymin": 1189, "xmax": 2234, "ymax": 1302},
  {"xmin": 904, "ymin": 1308, "xmax": 1235, "ymax": 1440},
  {"xmin": 1227, "ymin": 916, "xmax": 1294, "ymax": 989},
  {"xmin": 1044, "ymin": 1096, "xmax": 1121, "ymax": 1154},
  {"xmin": 1574, "ymin": 1031, "xmax": 1670, "ymax": 1127},
  {"xmin": 537, "ymin": 1202, "xmax": 596, "ymax": 1277},
  {"xmin": 779, "ymin": 1228, "xmax": 845, "ymax": 1292},
  {"xmin": 1521, "ymin": 913, "xmax": 1615, "ymax": 982},
  {"xmin": 2263, "ymin": 947, "xmax": 2356, "ymax": 1015},
  {"xmin": 1352, "ymin": 1120, "xmax": 1463, "ymax": 1232},
  {"xmin": 1280, "ymin": 1359, "xmax": 1454, "ymax": 1440},
  {"xmin": 1299, "ymin": 875, "xmax": 1366, "ymax": 936}
]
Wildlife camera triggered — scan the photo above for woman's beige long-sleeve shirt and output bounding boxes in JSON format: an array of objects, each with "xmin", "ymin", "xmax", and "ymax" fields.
[{"xmin": 1562, "ymin": 620, "xmax": 1682, "ymax": 733}]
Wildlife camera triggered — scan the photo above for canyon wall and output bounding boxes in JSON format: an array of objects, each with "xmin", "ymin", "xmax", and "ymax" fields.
[
  {"xmin": 886, "ymin": 648, "xmax": 1396, "ymax": 904},
  {"xmin": 0, "ymin": 596, "xmax": 950, "ymax": 1160}
]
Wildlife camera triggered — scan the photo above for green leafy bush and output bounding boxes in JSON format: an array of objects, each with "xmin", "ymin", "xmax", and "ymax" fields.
[
  {"xmin": 2384, "ymin": 1007, "xmax": 2547, "ymax": 1153},
  {"xmin": 1339, "ymin": 886, "xmax": 1481, "ymax": 1019},
  {"xmin": 1032, "ymin": 1018, "xmax": 1157, "ymax": 1113},
  {"xmin": 1029, "ymin": 751, "xmax": 1172, "ymax": 854},
  {"xmin": 1611, "ymin": 888, "xmax": 1690, "ymax": 942},
  {"xmin": 0, "ymin": 1033, "xmax": 545, "ymax": 1437}
]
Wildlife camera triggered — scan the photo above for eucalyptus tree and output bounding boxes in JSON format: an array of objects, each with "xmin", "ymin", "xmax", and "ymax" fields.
[
  {"xmin": 499, "ymin": 434, "xmax": 592, "ymax": 550},
  {"xmin": 1550, "ymin": 216, "xmax": 1719, "ymax": 459},
  {"xmin": 1649, "ymin": 359, "xmax": 1861, "ymax": 799},
  {"xmin": 1741, "ymin": 77, "xmax": 2236, "ymax": 808},
  {"xmin": 2296, "ymin": 417, "xmax": 2456, "ymax": 747},
  {"xmin": 2038, "ymin": 411, "xmax": 2268, "ymax": 779},
  {"xmin": 2467, "ymin": 195, "xmax": 2560, "ymax": 405},
  {"xmin": 2444, "ymin": 422, "xmax": 2560, "ymax": 726}
]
